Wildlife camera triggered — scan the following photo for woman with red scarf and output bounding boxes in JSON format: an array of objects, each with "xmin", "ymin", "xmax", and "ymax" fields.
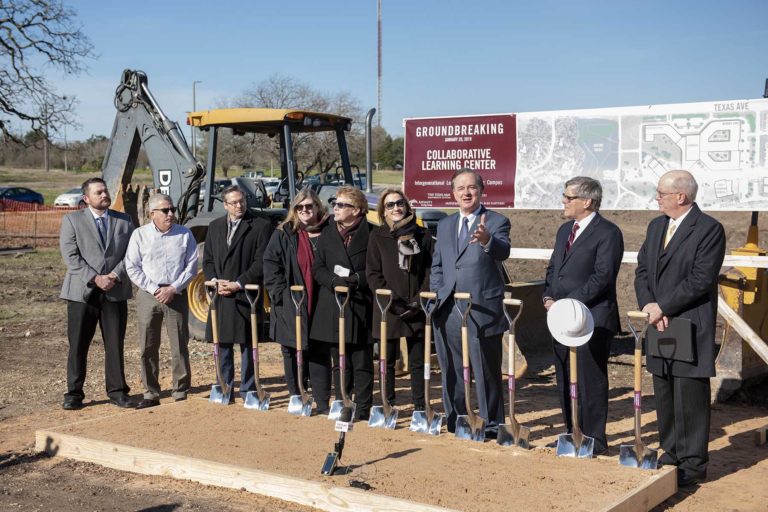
[
  {"xmin": 263, "ymin": 189, "xmax": 331, "ymax": 413},
  {"xmin": 310, "ymin": 186, "xmax": 374, "ymax": 421}
]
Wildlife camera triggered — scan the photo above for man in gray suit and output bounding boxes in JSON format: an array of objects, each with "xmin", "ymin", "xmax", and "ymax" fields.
[
  {"xmin": 430, "ymin": 168, "xmax": 511, "ymax": 437},
  {"xmin": 59, "ymin": 177, "xmax": 135, "ymax": 410}
]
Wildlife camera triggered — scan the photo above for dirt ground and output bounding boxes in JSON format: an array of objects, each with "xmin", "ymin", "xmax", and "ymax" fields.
[{"xmin": 1, "ymin": 209, "xmax": 768, "ymax": 511}]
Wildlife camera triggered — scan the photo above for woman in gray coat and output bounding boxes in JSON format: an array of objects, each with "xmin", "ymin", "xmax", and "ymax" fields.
[{"xmin": 263, "ymin": 189, "xmax": 330, "ymax": 412}]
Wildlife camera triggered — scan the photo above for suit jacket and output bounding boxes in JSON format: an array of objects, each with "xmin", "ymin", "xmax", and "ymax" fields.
[
  {"xmin": 543, "ymin": 213, "xmax": 624, "ymax": 332},
  {"xmin": 635, "ymin": 204, "xmax": 726, "ymax": 378},
  {"xmin": 203, "ymin": 211, "xmax": 273, "ymax": 344},
  {"xmin": 59, "ymin": 208, "xmax": 134, "ymax": 303},
  {"xmin": 310, "ymin": 220, "xmax": 373, "ymax": 345},
  {"xmin": 366, "ymin": 223, "xmax": 433, "ymax": 339},
  {"xmin": 430, "ymin": 206, "xmax": 510, "ymax": 338}
]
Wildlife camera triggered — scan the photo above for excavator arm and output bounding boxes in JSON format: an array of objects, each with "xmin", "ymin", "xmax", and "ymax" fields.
[{"xmin": 101, "ymin": 69, "xmax": 205, "ymax": 225}]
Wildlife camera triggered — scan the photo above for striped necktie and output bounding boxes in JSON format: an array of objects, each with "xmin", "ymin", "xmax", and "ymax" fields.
[
  {"xmin": 565, "ymin": 222, "xmax": 580, "ymax": 254},
  {"xmin": 95, "ymin": 216, "xmax": 106, "ymax": 247}
]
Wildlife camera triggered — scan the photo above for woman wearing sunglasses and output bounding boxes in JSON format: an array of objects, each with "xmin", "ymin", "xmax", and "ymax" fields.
[
  {"xmin": 366, "ymin": 188, "xmax": 433, "ymax": 412},
  {"xmin": 310, "ymin": 186, "xmax": 374, "ymax": 421},
  {"xmin": 263, "ymin": 189, "xmax": 331, "ymax": 413}
]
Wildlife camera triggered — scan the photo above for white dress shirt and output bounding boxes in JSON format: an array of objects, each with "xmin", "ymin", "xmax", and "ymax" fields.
[{"xmin": 125, "ymin": 222, "xmax": 198, "ymax": 295}]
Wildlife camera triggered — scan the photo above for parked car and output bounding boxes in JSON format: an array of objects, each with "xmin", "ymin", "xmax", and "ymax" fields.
[
  {"xmin": 0, "ymin": 186, "xmax": 44, "ymax": 208},
  {"xmin": 54, "ymin": 187, "xmax": 85, "ymax": 208}
]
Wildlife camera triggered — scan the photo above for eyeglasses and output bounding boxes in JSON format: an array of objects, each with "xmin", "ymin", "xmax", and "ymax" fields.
[
  {"xmin": 152, "ymin": 207, "xmax": 177, "ymax": 215},
  {"xmin": 562, "ymin": 194, "xmax": 582, "ymax": 202},
  {"xmin": 332, "ymin": 201, "xmax": 354, "ymax": 210},
  {"xmin": 385, "ymin": 199, "xmax": 406, "ymax": 210},
  {"xmin": 225, "ymin": 199, "xmax": 246, "ymax": 206},
  {"xmin": 294, "ymin": 203, "xmax": 314, "ymax": 212},
  {"xmin": 655, "ymin": 190, "xmax": 677, "ymax": 198}
]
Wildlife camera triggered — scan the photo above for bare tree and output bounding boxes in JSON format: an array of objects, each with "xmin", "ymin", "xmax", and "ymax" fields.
[{"xmin": 0, "ymin": 0, "xmax": 94, "ymax": 142}]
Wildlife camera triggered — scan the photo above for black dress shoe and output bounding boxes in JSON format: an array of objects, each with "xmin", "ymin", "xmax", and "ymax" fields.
[
  {"xmin": 62, "ymin": 399, "xmax": 83, "ymax": 410},
  {"xmin": 677, "ymin": 471, "xmax": 705, "ymax": 488},
  {"xmin": 135, "ymin": 398, "xmax": 160, "ymax": 410},
  {"xmin": 545, "ymin": 440, "xmax": 559, "ymax": 448},
  {"xmin": 109, "ymin": 395, "xmax": 135, "ymax": 408},
  {"xmin": 593, "ymin": 446, "xmax": 609, "ymax": 457},
  {"xmin": 484, "ymin": 427, "xmax": 499, "ymax": 440},
  {"xmin": 659, "ymin": 452, "xmax": 678, "ymax": 466},
  {"xmin": 174, "ymin": 395, "xmax": 187, "ymax": 402}
]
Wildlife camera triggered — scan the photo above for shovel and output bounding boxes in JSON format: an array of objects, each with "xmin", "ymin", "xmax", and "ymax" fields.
[
  {"xmin": 243, "ymin": 284, "xmax": 270, "ymax": 411},
  {"xmin": 556, "ymin": 345, "xmax": 595, "ymax": 458},
  {"xmin": 369, "ymin": 289, "xmax": 399, "ymax": 429},
  {"xmin": 409, "ymin": 291, "xmax": 444, "ymax": 435},
  {"xmin": 453, "ymin": 292, "xmax": 486, "ymax": 442},
  {"xmin": 286, "ymin": 285, "xmax": 313, "ymax": 416},
  {"xmin": 204, "ymin": 280, "xmax": 232, "ymax": 405},
  {"xmin": 619, "ymin": 311, "xmax": 658, "ymax": 469},
  {"xmin": 498, "ymin": 298, "xmax": 531, "ymax": 448},
  {"xmin": 328, "ymin": 286, "xmax": 357, "ymax": 421}
]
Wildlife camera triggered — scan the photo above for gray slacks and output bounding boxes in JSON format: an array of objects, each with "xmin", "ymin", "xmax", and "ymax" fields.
[{"xmin": 136, "ymin": 289, "xmax": 192, "ymax": 400}]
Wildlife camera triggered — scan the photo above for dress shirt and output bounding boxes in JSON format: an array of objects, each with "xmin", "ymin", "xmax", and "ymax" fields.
[
  {"xmin": 666, "ymin": 206, "xmax": 693, "ymax": 244},
  {"xmin": 571, "ymin": 211, "xmax": 596, "ymax": 243},
  {"xmin": 89, "ymin": 207, "xmax": 109, "ymax": 240},
  {"xmin": 125, "ymin": 222, "xmax": 198, "ymax": 295}
]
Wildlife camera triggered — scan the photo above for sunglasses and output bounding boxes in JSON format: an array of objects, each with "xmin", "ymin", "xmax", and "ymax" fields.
[
  {"xmin": 294, "ymin": 203, "xmax": 314, "ymax": 212},
  {"xmin": 385, "ymin": 199, "xmax": 406, "ymax": 210},
  {"xmin": 152, "ymin": 207, "xmax": 177, "ymax": 215},
  {"xmin": 561, "ymin": 194, "xmax": 582, "ymax": 202},
  {"xmin": 332, "ymin": 201, "xmax": 354, "ymax": 210}
]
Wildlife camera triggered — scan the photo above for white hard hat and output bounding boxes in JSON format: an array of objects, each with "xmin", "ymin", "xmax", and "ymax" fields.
[{"xmin": 547, "ymin": 298, "xmax": 594, "ymax": 347}]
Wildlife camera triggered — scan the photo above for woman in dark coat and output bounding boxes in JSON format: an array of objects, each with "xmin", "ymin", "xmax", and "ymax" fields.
[
  {"xmin": 262, "ymin": 189, "xmax": 331, "ymax": 412},
  {"xmin": 366, "ymin": 188, "xmax": 433, "ymax": 410},
  {"xmin": 310, "ymin": 186, "xmax": 374, "ymax": 421}
]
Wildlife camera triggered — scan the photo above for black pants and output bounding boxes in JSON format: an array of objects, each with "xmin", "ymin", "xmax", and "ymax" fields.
[
  {"xmin": 326, "ymin": 343, "xmax": 373, "ymax": 420},
  {"xmin": 552, "ymin": 327, "xmax": 611, "ymax": 453},
  {"xmin": 279, "ymin": 344, "xmax": 309, "ymax": 396},
  {"xmin": 219, "ymin": 343, "xmax": 255, "ymax": 398},
  {"xmin": 383, "ymin": 337, "xmax": 425, "ymax": 408},
  {"xmin": 653, "ymin": 373, "xmax": 711, "ymax": 479},
  {"xmin": 66, "ymin": 292, "xmax": 129, "ymax": 401},
  {"xmin": 307, "ymin": 340, "xmax": 332, "ymax": 413}
]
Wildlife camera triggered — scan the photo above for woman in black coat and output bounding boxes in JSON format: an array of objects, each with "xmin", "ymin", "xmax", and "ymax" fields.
[
  {"xmin": 262, "ymin": 189, "xmax": 331, "ymax": 412},
  {"xmin": 366, "ymin": 188, "xmax": 433, "ymax": 410},
  {"xmin": 310, "ymin": 186, "xmax": 374, "ymax": 421}
]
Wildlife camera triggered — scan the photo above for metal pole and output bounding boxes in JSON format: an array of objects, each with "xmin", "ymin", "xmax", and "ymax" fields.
[
  {"xmin": 63, "ymin": 123, "xmax": 68, "ymax": 173},
  {"xmin": 43, "ymin": 103, "xmax": 50, "ymax": 172},
  {"xmin": 377, "ymin": 0, "xmax": 382, "ymax": 128},
  {"xmin": 192, "ymin": 80, "xmax": 202, "ymax": 158}
]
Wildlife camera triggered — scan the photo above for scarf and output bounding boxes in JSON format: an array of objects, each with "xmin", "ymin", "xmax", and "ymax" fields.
[
  {"xmin": 296, "ymin": 229, "xmax": 315, "ymax": 316},
  {"xmin": 386, "ymin": 214, "xmax": 421, "ymax": 271},
  {"xmin": 337, "ymin": 215, "xmax": 363, "ymax": 248}
]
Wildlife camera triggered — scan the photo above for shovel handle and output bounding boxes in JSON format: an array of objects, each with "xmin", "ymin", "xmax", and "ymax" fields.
[{"xmin": 634, "ymin": 348, "xmax": 643, "ymax": 395}]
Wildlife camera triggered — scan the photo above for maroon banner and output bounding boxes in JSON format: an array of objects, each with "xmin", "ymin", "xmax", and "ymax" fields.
[{"xmin": 404, "ymin": 114, "xmax": 516, "ymax": 208}]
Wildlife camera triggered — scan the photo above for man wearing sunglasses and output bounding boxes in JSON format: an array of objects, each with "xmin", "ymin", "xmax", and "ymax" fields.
[
  {"xmin": 202, "ymin": 185, "xmax": 272, "ymax": 403},
  {"xmin": 125, "ymin": 193, "xmax": 198, "ymax": 409}
]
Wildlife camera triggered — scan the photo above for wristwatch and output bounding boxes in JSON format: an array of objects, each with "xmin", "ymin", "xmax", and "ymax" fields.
[{"xmin": 543, "ymin": 296, "xmax": 554, "ymax": 304}]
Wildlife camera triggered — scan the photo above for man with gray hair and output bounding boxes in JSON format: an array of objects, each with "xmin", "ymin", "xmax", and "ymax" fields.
[
  {"xmin": 635, "ymin": 170, "xmax": 725, "ymax": 487},
  {"xmin": 125, "ymin": 193, "xmax": 198, "ymax": 409},
  {"xmin": 543, "ymin": 176, "xmax": 624, "ymax": 455}
]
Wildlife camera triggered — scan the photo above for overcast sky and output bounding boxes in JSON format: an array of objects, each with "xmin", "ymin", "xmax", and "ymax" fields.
[{"xmin": 35, "ymin": 0, "xmax": 768, "ymax": 142}]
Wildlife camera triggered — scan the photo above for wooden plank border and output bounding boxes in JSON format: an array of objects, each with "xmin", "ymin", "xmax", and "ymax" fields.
[
  {"xmin": 35, "ymin": 429, "xmax": 457, "ymax": 512},
  {"xmin": 36, "ymin": 428, "xmax": 677, "ymax": 512}
]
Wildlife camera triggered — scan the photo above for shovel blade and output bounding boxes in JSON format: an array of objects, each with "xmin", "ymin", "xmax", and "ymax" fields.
[
  {"xmin": 209, "ymin": 385, "xmax": 231, "ymax": 405},
  {"xmin": 287, "ymin": 394, "xmax": 313, "ymax": 416},
  {"xmin": 409, "ymin": 410, "xmax": 428, "ymax": 433},
  {"xmin": 516, "ymin": 425, "xmax": 531, "ymax": 450},
  {"xmin": 328, "ymin": 400, "xmax": 355, "ymax": 421},
  {"xmin": 455, "ymin": 415, "xmax": 486, "ymax": 442},
  {"xmin": 556, "ymin": 433, "xmax": 595, "ymax": 458},
  {"xmin": 243, "ymin": 391, "xmax": 270, "ymax": 411},
  {"xmin": 428, "ymin": 413, "xmax": 444, "ymax": 436},
  {"xmin": 368, "ymin": 406, "xmax": 386, "ymax": 428},
  {"xmin": 496, "ymin": 423, "xmax": 516, "ymax": 447},
  {"xmin": 619, "ymin": 445, "xmax": 658, "ymax": 470}
]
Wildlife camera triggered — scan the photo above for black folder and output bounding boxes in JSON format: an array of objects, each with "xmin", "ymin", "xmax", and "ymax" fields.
[{"xmin": 646, "ymin": 317, "xmax": 695, "ymax": 363}]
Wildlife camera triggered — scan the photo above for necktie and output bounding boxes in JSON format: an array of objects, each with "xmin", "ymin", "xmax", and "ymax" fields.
[
  {"xmin": 664, "ymin": 222, "xmax": 676, "ymax": 249},
  {"xmin": 565, "ymin": 222, "xmax": 580, "ymax": 254},
  {"xmin": 227, "ymin": 221, "xmax": 237, "ymax": 246},
  {"xmin": 458, "ymin": 217, "xmax": 469, "ymax": 249},
  {"xmin": 95, "ymin": 217, "xmax": 106, "ymax": 247}
]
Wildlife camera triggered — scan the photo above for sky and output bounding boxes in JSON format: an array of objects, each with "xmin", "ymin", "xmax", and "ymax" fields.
[{"xmin": 33, "ymin": 0, "xmax": 768, "ymax": 142}]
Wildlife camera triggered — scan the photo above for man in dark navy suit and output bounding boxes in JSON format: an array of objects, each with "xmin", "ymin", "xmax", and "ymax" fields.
[
  {"xmin": 635, "ymin": 170, "xmax": 725, "ymax": 487},
  {"xmin": 543, "ymin": 176, "xmax": 624, "ymax": 455}
]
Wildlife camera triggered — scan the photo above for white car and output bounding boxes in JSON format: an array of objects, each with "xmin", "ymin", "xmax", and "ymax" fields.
[{"xmin": 54, "ymin": 187, "xmax": 85, "ymax": 208}]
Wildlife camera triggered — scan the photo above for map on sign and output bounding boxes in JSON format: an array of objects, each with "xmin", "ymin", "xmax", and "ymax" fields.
[{"xmin": 514, "ymin": 98, "xmax": 768, "ymax": 210}]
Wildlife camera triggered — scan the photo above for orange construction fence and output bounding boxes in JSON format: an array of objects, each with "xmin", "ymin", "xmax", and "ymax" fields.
[{"xmin": 0, "ymin": 199, "xmax": 80, "ymax": 249}]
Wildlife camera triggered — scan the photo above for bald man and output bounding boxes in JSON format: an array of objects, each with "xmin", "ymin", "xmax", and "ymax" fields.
[{"xmin": 635, "ymin": 170, "xmax": 725, "ymax": 487}]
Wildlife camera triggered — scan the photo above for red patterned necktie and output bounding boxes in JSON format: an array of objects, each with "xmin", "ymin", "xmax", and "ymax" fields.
[{"xmin": 565, "ymin": 222, "xmax": 580, "ymax": 254}]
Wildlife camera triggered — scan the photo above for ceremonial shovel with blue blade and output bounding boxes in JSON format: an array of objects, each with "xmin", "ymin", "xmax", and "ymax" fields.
[
  {"xmin": 243, "ymin": 284, "xmax": 270, "ymax": 411},
  {"xmin": 497, "ymin": 298, "xmax": 531, "ymax": 449},
  {"xmin": 409, "ymin": 291, "xmax": 444, "ymax": 435},
  {"xmin": 204, "ymin": 281, "xmax": 232, "ymax": 406},
  {"xmin": 287, "ymin": 285, "xmax": 313, "ymax": 416},
  {"xmin": 453, "ymin": 292, "xmax": 485, "ymax": 443}
]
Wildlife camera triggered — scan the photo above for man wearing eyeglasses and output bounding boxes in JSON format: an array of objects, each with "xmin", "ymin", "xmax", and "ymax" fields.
[
  {"xmin": 635, "ymin": 170, "xmax": 725, "ymax": 487},
  {"xmin": 542, "ymin": 176, "xmax": 624, "ymax": 455},
  {"xmin": 202, "ymin": 186, "xmax": 272, "ymax": 403},
  {"xmin": 125, "ymin": 193, "xmax": 198, "ymax": 409}
]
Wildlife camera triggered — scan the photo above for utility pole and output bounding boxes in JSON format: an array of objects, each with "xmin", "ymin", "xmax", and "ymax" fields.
[
  {"xmin": 377, "ymin": 0, "xmax": 382, "ymax": 128},
  {"xmin": 62, "ymin": 96, "xmax": 68, "ymax": 173},
  {"xmin": 42, "ymin": 102, "xmax": 50, "ymax": 172},
  {"xmin": 192, "ymin": 80, "xmax": 202, "ymax": 158}
]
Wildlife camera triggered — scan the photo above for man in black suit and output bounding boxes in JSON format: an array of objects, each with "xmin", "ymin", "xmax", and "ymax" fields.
[
  {"xmin": 59, "ymin": 177, "xmax": 135, "ymax": 409},
  {"xmin": 203, "ymin": 185, "xmax": 273, "ymax": 402},
  {"xmin": 635, "ymin": 170, "xmax": 725, "ymax": 487},
  {"xmin": 543, "ymin": 176, "xmax": 624, "ymax": 455}
]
